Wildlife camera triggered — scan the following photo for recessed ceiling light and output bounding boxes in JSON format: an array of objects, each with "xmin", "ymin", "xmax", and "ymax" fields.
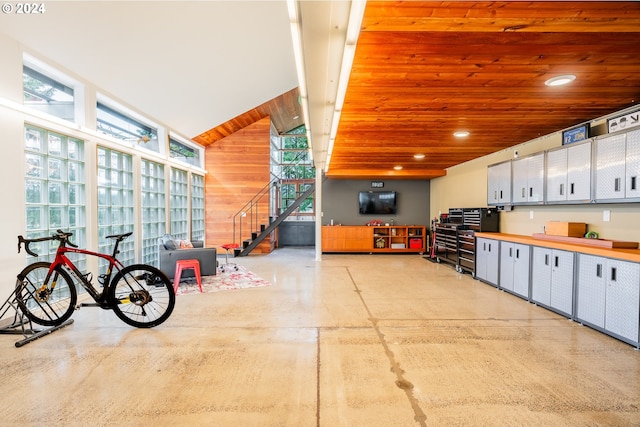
[
  {"xmin": 393, "ymin": 165, "xmax": 403, "ymax": 170},
  {"xmin": 413, "ymin": 153, "xmax": 425, "ymax": 160},
  {"xmin": 453, "ymin": 131, "xmax": 470, "ymax": 138},
  {"xmin": 545, "ymin": 74, "xmax": 576, "ymax": 87},
  {"xmin": 293, "ymin": 115, "xmax": 300, "ymax": 120}
]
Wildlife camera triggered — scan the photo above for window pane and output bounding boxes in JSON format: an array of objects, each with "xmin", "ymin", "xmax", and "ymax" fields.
[
  {"xmin": 96, "ymin": 102, "xmax": 159, "ymax": 151},
  {"xmin": 26, "ymin": 206, "xmax": 43, "ymax": 229},
  {"xmin": 48, "ymin": 133, "xmax": 62, "ymax": 156},
  {"xmin": 48, "ymin": 182, "xmax": 63, "ymax": 203},
  {"xmin": 170, "ymin": 137, "xmax": 201, "ymax": 167},
  {"xmin": 25, "ymin": 179, "xmax": 43, "ymax": 203},
  {"xmin": 48, "ymin": 158, "xmax": 63, "ymax": 180},
  {"xmin": 25, "ymin": 154, "xmax": 44, "ymax": 178},
  {"xmin": 23, "ymin": 65, "xmax": 75, "ymax": 122}
]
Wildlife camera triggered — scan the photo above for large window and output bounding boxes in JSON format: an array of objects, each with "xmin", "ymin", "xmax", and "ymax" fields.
[
  {"xmin": 96, "ymin": 101, "xmax": 160, "ymax": 152},
  {"xmin": 141, "ymin": 159, "xmax": 165, "ymax": 266},
  {"xmin": 191, "ymin": 174, "xmax": 205, "ymax": 241},
  {"xmin": 97, "ymin": 147, "xmax": 135, "ymax": 268},
  {"xmin": 23, "ymin": 65, "xmax": 75, "ymax": 122},
  {"xmin": 170, "ymin": 168, "xmax": 188, "ymax": 240},
  {"xmin": 275, "ymin": 126, "xmax": 315, "ymax": 216},
  {"xmin": 24, "ymin": 125, "xmax": 86, "ymax": 269}
]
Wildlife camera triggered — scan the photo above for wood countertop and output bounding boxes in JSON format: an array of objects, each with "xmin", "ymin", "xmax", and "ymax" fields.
[{"xmin": 475, "ymin": 232, "xmax": 640, "ymax": 263}]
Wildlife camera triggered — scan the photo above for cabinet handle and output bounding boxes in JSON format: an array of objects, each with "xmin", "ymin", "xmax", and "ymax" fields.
[
  {"xmin": 611, "ymin": 267, "xmax": 617, "ymax": 282},
  {"xmin": 570, "ymin": 182, "xmax": 575, "ymax": 195},
  {"xmin": 559, "ymin": 183, "xmax": 564, "ymax": 196},
  {"xmin": 516, "ymin": 248, "xmax": 520, "ymax": 259},
  {"xmin": 596, "ymin": 263, "xmax": 602, "ymax": 278},
  {"xmin": 500, "ymin": 190, "xmax": 503, "ymax": 199},
  {"xmin": 554, "ymin": 256, "xmax": 559, "ymax": 268},
  {"xmin": 529, "ymin": 187, "xmax": 533, "ymax": 198},
  {"xmin": 522, "ymin": 187, "xmax": 526, "ymax": 198},
  {"xmin": 631, "ymin": 176, "xmax": 637, "ymax": 191},
  {"xmin": 509, "ymin": 247, "xmax": 513, "ymax": 257},
  {"xmin": 494, "ymin": 190, "xmax": 498, "ymax": 200},
  {"xmin": 544, "ymin": 254, "xmax": 549, "ymax": 265},
  {"xmin": 614, "ymin": 177, "xmax": 621, "ymax": 192}
]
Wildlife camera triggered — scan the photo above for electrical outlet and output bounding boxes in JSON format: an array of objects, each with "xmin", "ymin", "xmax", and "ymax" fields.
[
  {"xmin": 529, "ymin": 210, "xmax": 534, "ymax": 219},
  {"xmin": 603, "ymin": 210, "xmax": 611, "ymax": 222}
]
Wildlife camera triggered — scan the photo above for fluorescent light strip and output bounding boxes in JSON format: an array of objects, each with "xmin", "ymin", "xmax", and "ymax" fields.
[{"xmin": 326, "ymin": 0, "xmax": 367, "ymax": 173}]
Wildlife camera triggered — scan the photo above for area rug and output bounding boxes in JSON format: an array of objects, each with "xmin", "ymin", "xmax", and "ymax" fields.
[{"xmin": 175, "ymin": 264, "xmax": 272, "ymax": 296}]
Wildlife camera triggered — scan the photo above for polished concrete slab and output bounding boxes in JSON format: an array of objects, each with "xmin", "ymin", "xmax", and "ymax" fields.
[{"xmin": 1, "ymin": 248, "xmax": 638, "ymax": 426}]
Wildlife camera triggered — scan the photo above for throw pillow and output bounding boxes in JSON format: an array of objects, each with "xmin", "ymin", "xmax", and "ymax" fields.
[
  {"xmin": 179, "ymin": 240, "xmax": 194, "ymax": 249},
  {"xmin": 161, "ymin": 234, "xmax": 177, "ymax": 250}
]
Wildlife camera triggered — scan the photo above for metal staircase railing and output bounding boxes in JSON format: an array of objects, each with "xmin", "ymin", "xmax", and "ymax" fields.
[
  {"xmin": 236, "ymin": 182, "xmax": 315, "ymax": 256},
  {"xmin": 231, "ymin": 151, "xmax": 314, "ymax": 256}
]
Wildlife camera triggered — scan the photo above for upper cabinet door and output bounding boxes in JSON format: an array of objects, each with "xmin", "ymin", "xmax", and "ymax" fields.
[
  {"xmin": 546, "ymin": 147, "xmax": 568, "ymax": 202},
  {"xmin": 595, "ymin": 133, "xmax": 626, "ymax": 200},
  {"xmin": 512, "ymin": 153, "xmax": 544, "ymax": 204},
  {"xmin": 546, "ymin": 140, "xmax": 592, "ymax": 203},
  {"xmin": 487, "ymin": 161, "xmax": 511, "ymax": 206},
  {"xmin": 566, "ymin": 141, "xmax": 592, "ymax": 202},
  {"xmin": 625, "ymin": 129, "xmax": 640, "ymax": 199}
]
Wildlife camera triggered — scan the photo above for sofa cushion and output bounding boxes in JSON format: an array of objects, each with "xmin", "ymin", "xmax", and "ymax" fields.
[{"xmin": 161, "ymin": 234, "xmax": 178, "ymax": 250}]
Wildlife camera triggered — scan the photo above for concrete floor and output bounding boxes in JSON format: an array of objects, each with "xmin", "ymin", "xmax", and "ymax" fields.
[{"xmin": 1, "ymin": 247, "xmax": 639, "ymax": 427}]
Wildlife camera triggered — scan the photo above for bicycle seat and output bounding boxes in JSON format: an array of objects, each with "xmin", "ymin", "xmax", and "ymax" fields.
[{"xmin": 106, "ymin": 232, "xmax": 133, "ymax": 240}]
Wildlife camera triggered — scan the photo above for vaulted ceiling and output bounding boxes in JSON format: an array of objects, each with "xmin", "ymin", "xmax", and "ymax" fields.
[{"xmin": 2, "ymin": 1, "xmax": 640, "ymax": 181}]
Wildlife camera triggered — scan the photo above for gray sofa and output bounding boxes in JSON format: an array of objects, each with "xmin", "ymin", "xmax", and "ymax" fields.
[{"xmin": 158, "ymin": 237, "xmax": 217, "ymax": 278}]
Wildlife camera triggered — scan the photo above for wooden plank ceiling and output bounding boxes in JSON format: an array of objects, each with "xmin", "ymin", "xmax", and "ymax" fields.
[
  {"xmin": 196, "ymin": 1, "xmax": 640, "ymax": 180},
  {"xmin": 193, "ymin": 87, "xmax": 304, "ymax": 146}
]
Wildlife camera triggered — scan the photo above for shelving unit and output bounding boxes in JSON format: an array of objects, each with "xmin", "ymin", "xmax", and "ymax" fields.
[
  {"xmin": 372, "ymin": 226, "xmax": 426, "ymax": 252},
  {"xmin": 322, "ymin": 225, "xmax": 426, "ymax": 253}
]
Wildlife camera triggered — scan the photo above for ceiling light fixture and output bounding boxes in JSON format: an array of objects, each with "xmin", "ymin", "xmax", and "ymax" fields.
[
  {"xmin": 394, "ymin": 165, "xmax": 403, "ymax": 170},
  {"xmin": 413, "ymin": 153, "xmax": 425, "ymax": 159},
  {"xmin": 453, "ymin": 131, "xmax": 470, "ymax": 138},
  {"xmin": 545, "ymin": 74, "xmax": 576, "ymax": 87}
]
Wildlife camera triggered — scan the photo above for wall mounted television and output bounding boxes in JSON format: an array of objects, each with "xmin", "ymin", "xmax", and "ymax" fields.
[{"xmin": 358, "ymin": 191, "xmax": 398, "ymax": 215}]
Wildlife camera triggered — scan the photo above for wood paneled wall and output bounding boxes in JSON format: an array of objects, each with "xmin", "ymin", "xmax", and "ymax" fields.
[{"xmin": 204, "ymin": 116, "xmax": 273, "ymax": 254}]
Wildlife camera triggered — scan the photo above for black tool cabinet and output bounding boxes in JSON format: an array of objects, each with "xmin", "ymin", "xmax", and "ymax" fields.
[{"xmin": 434, "ymin": 208, "xmax": 500, "ymax": 274}]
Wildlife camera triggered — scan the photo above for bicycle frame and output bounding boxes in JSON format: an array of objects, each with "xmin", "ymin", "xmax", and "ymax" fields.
[{"xmin": 47, "ymin": 244, "xmax": 126, "ymax": 306}]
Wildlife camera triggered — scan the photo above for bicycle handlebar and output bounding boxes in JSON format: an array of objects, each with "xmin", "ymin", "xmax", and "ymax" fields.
[{"xmin": 18, "ymin": 229, "xmax": 77, "ymax": 257}]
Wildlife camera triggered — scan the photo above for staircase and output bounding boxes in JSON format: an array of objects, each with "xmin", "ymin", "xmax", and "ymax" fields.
[{"xmin": 232, "ymin": 182, "xmax": 315, "ymax": 257}]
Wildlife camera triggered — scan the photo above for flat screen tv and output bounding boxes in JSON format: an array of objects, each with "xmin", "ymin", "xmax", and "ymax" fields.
[{"xmin": 358, "ymin": 191, "xmax": 398, "ymax": 215}]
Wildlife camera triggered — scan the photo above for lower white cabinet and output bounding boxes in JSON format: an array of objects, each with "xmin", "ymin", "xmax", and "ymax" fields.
[
  {"xmin": 499, "ymin": 242, "xmax": 530, "ymax": 299},
  {"xmin": 531, "ymin": 247, "xmax": 575, "ymax": 316},
  {"xmin": 476, "ymin": 237, "xmax": 499, "ymax": 286},
  {"xmin": 576, "ymin": 254, "xmax": 640, "ymax": 346}
]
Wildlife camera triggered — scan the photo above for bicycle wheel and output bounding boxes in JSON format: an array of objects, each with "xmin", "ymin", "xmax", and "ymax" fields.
[
  {"xmin": 15, "ymin": 262, "xmax": 77, "ymax": 326},
  {"xmin": 108, "ymin": 264, "xmax": 175, "ymax": 328}
]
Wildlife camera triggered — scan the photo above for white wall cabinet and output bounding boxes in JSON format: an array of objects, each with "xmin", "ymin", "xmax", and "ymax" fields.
[
  {"xmin": 594, "ymin": 128, "xmax": 640, "ymax": 201},
  {"xmin": 476, "ymin": 237, "xmax": 499, "ymax": 286},
  {"xmin": 546, "ymin": 140, "xmax": 592, "ymax": 203},
  {"xmin": 577, "ymin": 254, "xmax": 640, "ymax": 346},
  {"xmin": 512, "ymin": 153, "xmax": 544, "ymax": 204},
  {"xmin": 531, "ymin": 247, "xmax": 575, "ymax": 316},
  {"xmin": 499, "ymin": 241, "xmax": 530, "ymax": 299},
  {"xmin": 487, "ymin": 161, "xmax": 511, "ymax": 206}
]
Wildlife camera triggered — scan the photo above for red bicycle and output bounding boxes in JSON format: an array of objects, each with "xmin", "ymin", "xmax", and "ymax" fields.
[{"xmin": 16, "ymin": 230, "xmax": 175, "ymax": 328}]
